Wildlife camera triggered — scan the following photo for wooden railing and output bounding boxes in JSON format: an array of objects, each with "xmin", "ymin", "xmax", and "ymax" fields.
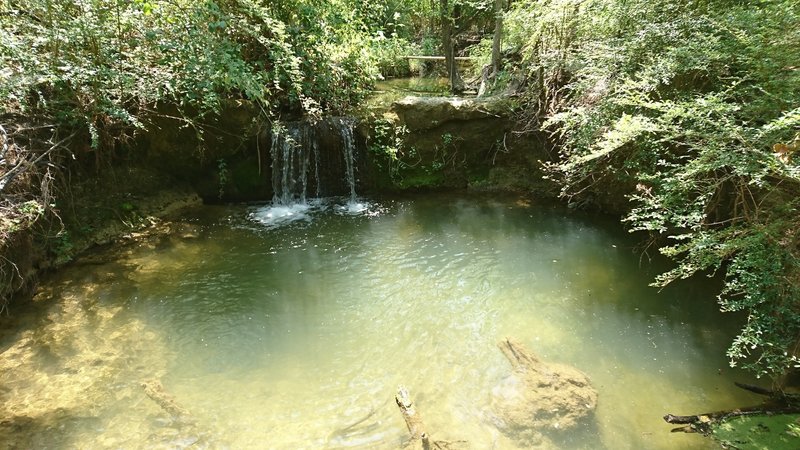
[{"xmin": 402, "ymin": 56, "xmax": 474, "ymax": 62}]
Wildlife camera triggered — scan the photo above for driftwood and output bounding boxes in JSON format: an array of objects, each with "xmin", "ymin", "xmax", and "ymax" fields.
[
  {"xmin": 139, "ymin": 378, "xmax": 217, "ymax": 447},
  {"xmin": 664, "ymin": 382, "xmax": 800, "ymax": 434},
  {"xmin": 141, "ymin": 379, "xmax": 192, "ymax": 421},
  {"xmin": 327, "ymin": 403, "xmax": 386, "ymax": 447},
  {"xmin": 395, "ymin": 386, "xmax": 468, "ymax": 450},
  {"xmin": 664, "ymin": 409, "xmax": 778, "ymax": 434}
]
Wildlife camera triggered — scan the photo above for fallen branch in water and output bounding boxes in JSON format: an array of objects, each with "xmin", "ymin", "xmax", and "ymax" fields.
[
  {"xmin": 141, "ymin": 378, "xmax": 192, "ymax": 420},
  {"xmin": 327, "ymin": 402, "xmax": 387, "ymax": 446},
  {"xmin": 664, "ymin": 382, "xmax": 800, "ymax": 435},
  {"xmin": 664, "ymin": 409, "xmax": 774, "ymax": 434},
  {"xmin": 395, "ymin": 386, "xmax": 468, "ymax": 450},
  {"xmin": 140, "ymin": 378, "xmax": 218, "ymax": 447}
]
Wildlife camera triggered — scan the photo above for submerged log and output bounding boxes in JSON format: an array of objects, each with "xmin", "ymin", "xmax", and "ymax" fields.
[
  {"xmin": 394, "ymin": 386, "xmax": 468, "ymax": 450},
  {"xmin": 141, "ymin": 379, "xmax": 192, "ymax": 420},
  {"xmin": 664, "ymin": 382, "xmax": 800, "ymax": 448},
  {"xmin": 396, "ymin": 386, "xmax": 426, "ymax": 441},
  {"xmin": 664, "ymin": 382, "xmax": 800, "ymax": 434},
  {"xmin": 140, "ymin": 378, "xmax": 218, "ymax": 447}
]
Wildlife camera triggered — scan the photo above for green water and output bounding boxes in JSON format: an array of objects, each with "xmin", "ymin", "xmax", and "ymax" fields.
[
  {"xmin": 360, "ymin": 78, "xmax": 451, "ymax": 113},
  {"xmin": 0, "ymin": 193, "xmax": 758, "ymax": 449}
]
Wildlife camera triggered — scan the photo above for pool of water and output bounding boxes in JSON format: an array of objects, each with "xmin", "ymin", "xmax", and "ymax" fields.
[
  {"xmin": 0, "ymin": 193, "xmax": 758, "ymax": 449},
  {"xmin": 360, "ymin": 78, "xmax": 451, "ymax": 113}
]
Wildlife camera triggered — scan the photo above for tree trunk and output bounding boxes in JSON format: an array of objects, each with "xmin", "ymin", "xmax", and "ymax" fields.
[
  {"xmin": 491, "ymin": 0, "xmax": 506, "ymax": 76},
  {"xmin": 440, "ymin": 0, "xmax": 464, "ymax": 93}
]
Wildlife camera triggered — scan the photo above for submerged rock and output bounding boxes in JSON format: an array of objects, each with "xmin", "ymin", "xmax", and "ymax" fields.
[{"xmin": 491, "ymin": 338, "xmax": 597, "ymax": 447}]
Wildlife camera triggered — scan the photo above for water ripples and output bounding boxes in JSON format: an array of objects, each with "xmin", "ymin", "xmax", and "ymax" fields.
[{"xmin": 5, "ymin": 194, "xmax": 755, "ymax": 449}]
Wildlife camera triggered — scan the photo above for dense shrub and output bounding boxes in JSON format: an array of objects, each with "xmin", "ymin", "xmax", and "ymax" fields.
[{"xmin": 506, "ymin": 0, "xmax": 800, "ymax": 378}]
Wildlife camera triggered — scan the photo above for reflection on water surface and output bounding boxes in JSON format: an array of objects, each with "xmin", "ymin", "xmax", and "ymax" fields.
[{"xmin": 0, "ymin": 193, "xmax": 757, "ymax": 449}]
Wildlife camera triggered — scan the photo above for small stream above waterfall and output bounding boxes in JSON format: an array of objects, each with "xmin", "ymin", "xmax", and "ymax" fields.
[{"xmin": 254, "ymin": 117, "xmax": 367, "ymax": 228}]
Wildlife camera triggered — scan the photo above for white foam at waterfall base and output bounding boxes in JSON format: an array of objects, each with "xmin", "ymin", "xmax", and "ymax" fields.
[
  {"xmin": 336, "ymin": 199, "xmax": 368, "ymax": 215},
  {"xmin": 249, "ymin": 200, "xmax": 326, "ymax": 229},
  {"xmin": 250, "ymin": 198, "xmax": 385, "ymax": 229},
  {"xmin": 334, "ymin": 198, "xmax": 388, "ymax": 217}
]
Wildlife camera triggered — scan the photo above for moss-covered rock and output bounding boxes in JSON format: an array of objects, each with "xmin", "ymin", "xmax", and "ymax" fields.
[
  {"xmin": 361, "ymin": 94, "xmax": 553, "ymax": 193},
  {"xmin": 391, "ymin": 95, "xmax": 516, "ymax": 132},
  {"xmin": 712, "ymin": 414, "xmax": 800, "ymax": 450},
  {"xmin": 139, "ymin": 100, "xmax": 263, "ymax": 202}
]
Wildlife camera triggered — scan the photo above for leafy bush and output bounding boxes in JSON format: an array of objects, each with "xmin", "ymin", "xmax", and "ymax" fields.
[
  {"xmin": 507, "ymin": 0, "xmax": 800, "ymax": 378},
  {"xmin": 369, "ymin": 36, "xmax": 420, "ymax": 78},
  {"xmin": 0, "ymin": 0, "xmax": 386, "ymax": 242}
]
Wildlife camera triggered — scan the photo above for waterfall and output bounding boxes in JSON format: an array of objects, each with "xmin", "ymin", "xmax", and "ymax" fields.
[
  {"xmin": 336, "ymin": 117, "xmax": 358, "ymax": 203},
  {"xmin": 269, "ymin": 117, "xmax": 360, "ymax": 205},
  {"xmin": 270, "ymin": 122, "xmax": 319, "ymax": 205},
  {"xmin": 255, "ymin": 117, "xmax": 363, "ymax": 228},
  {"xmin": 313, "ymin": 137, "xmax": 321, "ymax": 198}
]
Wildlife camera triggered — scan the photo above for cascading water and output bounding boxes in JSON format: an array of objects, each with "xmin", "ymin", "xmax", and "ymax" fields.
[
  {"xmin": 270, "ymin": 122, "xmax": 318, "ymax": 205},
  {"xmin": 335, "ymin": 117, "xmax": 358, "ymax": 203},
  {"xmin": 252, "ymin": 118, "xmax": 367, "ymax": 227},
  {"xmin": 313, "ymin": 136, "xmax": 321, "ymax": 198},
  {"xmin": 254, "ymin": 122, "xmax": 321, "ymax": 228},
  {"xmin": 333, "ymin": 117, "xmax": 367, "ymax": 214}
]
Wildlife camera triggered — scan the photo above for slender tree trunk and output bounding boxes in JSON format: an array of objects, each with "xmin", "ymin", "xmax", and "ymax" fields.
[
  {"xmin": 429, "ymin": 0, "xmax": 437, "ymax": 35},
  {"xmin": 491, "ymin": 0, "xmax": 506, "ymax": 76},
  {"xmin": 440, "ymin": 0, "xmax": 463, "ymax": 93},
  {"xmin": 480, "ymin": 0, "xmax": 506, "ymax": 96}
]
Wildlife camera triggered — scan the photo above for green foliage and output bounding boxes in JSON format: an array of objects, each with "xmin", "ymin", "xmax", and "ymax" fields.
[
  {"xmin": 367, "ymin": 36, "xmax": 420, "ymax": 78},
  {"xmin": 51, "ymin": 231, "xmax": 74, "ymax": 264},
  {"xmin": 0, "ymin": 0, "xmax": 389, "ymax": 139},
  {"xmin": 441, "ymin": 132, "xmax": 455, "ymax": 147},
  {"xmin": 217, "ymin": 158, "xmax": 230, "ymax": 199},
  {"xmin": 507, "ymin": 0, "xmax": 800, "ymax": 377},
  {"xmin": 367, "ymin": 117, "xmax": 410, "ymax": 181}
]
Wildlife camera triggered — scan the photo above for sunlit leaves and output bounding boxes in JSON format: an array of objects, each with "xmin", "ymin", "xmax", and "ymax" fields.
[
  {"xmin": 580, "ymin": 114, "xmax": 658, "ymax": 163},
  {"xmin": 3, "ymin": 0, "xmax": 396, "ymax": 120},
  {"xmin": 512, "ymin": 0, "xmax": 800, "ymax": 377}
]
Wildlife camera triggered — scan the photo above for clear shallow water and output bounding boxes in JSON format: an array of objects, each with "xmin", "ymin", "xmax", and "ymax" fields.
[
  {"xmin": 360, "ymin": 78, "xmax": 451, "ymax": 113},
  {"xmin": 0, "ymin": 193, "xmax": 758, "ymax": 449}
]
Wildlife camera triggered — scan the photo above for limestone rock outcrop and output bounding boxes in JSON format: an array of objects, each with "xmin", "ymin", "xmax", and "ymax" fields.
[{"xmin": 490, "ymin": 338, "xmax": 598, "ymax": 447}]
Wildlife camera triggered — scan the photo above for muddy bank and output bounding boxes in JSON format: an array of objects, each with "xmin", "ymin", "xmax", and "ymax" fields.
[{"xmin": 0, "ymin": 162, "xmax": 202, "ymax": 312}]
